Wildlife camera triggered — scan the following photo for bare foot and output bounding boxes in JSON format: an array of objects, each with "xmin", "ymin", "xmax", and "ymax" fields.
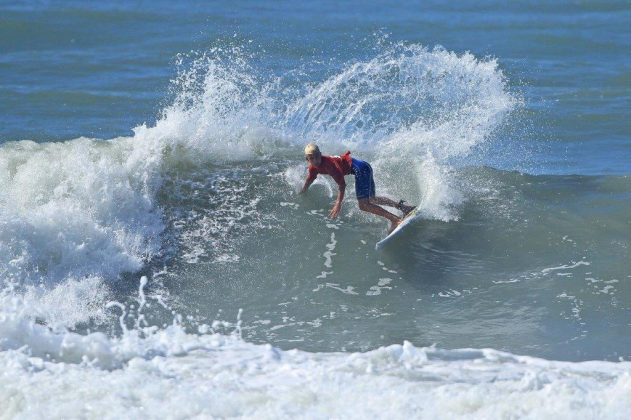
[
  {"xmin": 400, "ymin": 204, "xmax": 415, "ymax": 216},
  {"xmin": 396, "ymin": 200, "xmax": 416, "ymax": 216}
]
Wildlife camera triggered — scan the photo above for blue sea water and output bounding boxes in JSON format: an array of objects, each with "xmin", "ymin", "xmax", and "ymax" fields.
[
  {"xmin": 3, "ymin": 1, "xmax": 629, "ymax": 174},
  {"xmin": 1, "ymin": 1, "xmax": 631, "ymax": 417}
]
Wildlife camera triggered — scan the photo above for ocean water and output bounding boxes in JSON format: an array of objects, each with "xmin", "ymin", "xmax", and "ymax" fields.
[{"xmin": 1, "ymin": 0, "xmax": 631, "ymax": 418}]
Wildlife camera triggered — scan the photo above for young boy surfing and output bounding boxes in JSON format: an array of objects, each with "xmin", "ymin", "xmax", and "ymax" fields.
[{"xmin": 300, "ymin": 143, "xmax": 414, "ymax": 233}]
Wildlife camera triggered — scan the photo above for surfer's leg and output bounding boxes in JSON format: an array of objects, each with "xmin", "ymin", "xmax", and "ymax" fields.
[
  {"xmin": 369, "ymin": 196, "xmax": 399, "ymax": 208},
  {"xmin": 353, "ymin": 159, "xmax": 400, "ymax": 231},
  {"xmin": 358, "ymin": 199, "xmax": 401, "ymax": 232},
  {"xmin": 369, "ymin": 197, "xmax": 415, "ymax": 215},
  {"xmin": 352, "ymin": 159, "xmax": 414, "ymax": 217}
]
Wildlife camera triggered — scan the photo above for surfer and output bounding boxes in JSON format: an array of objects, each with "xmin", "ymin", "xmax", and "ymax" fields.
[{"xmin": 300, "ymin": 143, "xmax": 414, "ymax": 233}]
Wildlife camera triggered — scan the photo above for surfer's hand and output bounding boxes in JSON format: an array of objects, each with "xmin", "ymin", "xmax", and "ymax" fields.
[{"xmin": 329, "ymin": 203, "xmax": 341, "ymax": 218}]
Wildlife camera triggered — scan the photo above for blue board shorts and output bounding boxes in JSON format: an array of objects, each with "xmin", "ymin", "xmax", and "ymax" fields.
[{"xmin": 350, "ymin": 158, "xmax": 376, "ymax": 200}]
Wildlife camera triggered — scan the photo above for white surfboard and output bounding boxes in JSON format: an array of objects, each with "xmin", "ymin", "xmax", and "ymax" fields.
[{"xmin": 375, "ymin": 206, "xmax": 421, "ymax": 250}]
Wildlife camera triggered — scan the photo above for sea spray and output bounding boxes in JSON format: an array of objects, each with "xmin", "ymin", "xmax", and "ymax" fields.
[
  {"xmin": 0, "ymin": 40, "xmax": 517, "ymax": 352},
  {"xmin": 280, "ymin": 44, "xmax": 516, "ymax": 218},
  {"xmin": 0, "ymin": 138, "xmax": 163, "ymax": 289}
]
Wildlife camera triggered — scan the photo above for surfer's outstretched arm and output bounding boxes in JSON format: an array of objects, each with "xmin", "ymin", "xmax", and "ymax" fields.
[
  {"xmin": 300, "ymin": 172, "xmax": 317, "ymax": 194},
  {"xmin": 329, "ymin": 184, "xmax": 345, "ymax": 218}
]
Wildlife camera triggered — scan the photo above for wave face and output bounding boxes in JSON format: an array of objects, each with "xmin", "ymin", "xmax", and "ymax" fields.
[{"xmin": 0, "ymin": 42, "xmax": 514, "ymax": 319}]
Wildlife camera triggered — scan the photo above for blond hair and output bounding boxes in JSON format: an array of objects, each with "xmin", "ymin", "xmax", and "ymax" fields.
[{"xmin": 304, "ymin": 143, "xmax": 320, "ymax": 156}]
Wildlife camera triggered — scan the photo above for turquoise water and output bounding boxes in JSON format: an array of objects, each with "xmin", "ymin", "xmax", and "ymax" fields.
[{"xmin": 1, "ymin": 1, "xmax": 631, "ymax": 417}]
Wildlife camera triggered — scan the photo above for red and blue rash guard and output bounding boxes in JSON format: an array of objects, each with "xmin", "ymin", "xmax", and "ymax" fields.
[{"xmin": 306, "ymin": 151, "xmax": 353, "ymax": 188}]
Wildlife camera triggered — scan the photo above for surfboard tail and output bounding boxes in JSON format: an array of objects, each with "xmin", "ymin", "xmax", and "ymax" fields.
[{"xmin": 375, "ymin": 206, "xmax": 421, "ymax": 250}]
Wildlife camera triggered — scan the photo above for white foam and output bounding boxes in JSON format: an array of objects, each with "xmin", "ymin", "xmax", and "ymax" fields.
[
  {"xmin": 0, "ymin": 138, "xmax": 163, "ymax": 287},
  {"xmin": 21, "ymin": 277, "xmax": 111, "ymax": 329},
  {"xmin": 542, "ymin": 260, "xmax": 591, "ymax": 274},
  {"xmin": 0, "ymin": 309, "xmax": 629, "ymax": 419}
]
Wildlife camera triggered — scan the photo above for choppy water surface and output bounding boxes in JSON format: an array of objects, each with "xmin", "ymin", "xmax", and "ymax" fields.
[{"xmin": 1, "ymin": 1, "xmax": 630, "ymax": 418}]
